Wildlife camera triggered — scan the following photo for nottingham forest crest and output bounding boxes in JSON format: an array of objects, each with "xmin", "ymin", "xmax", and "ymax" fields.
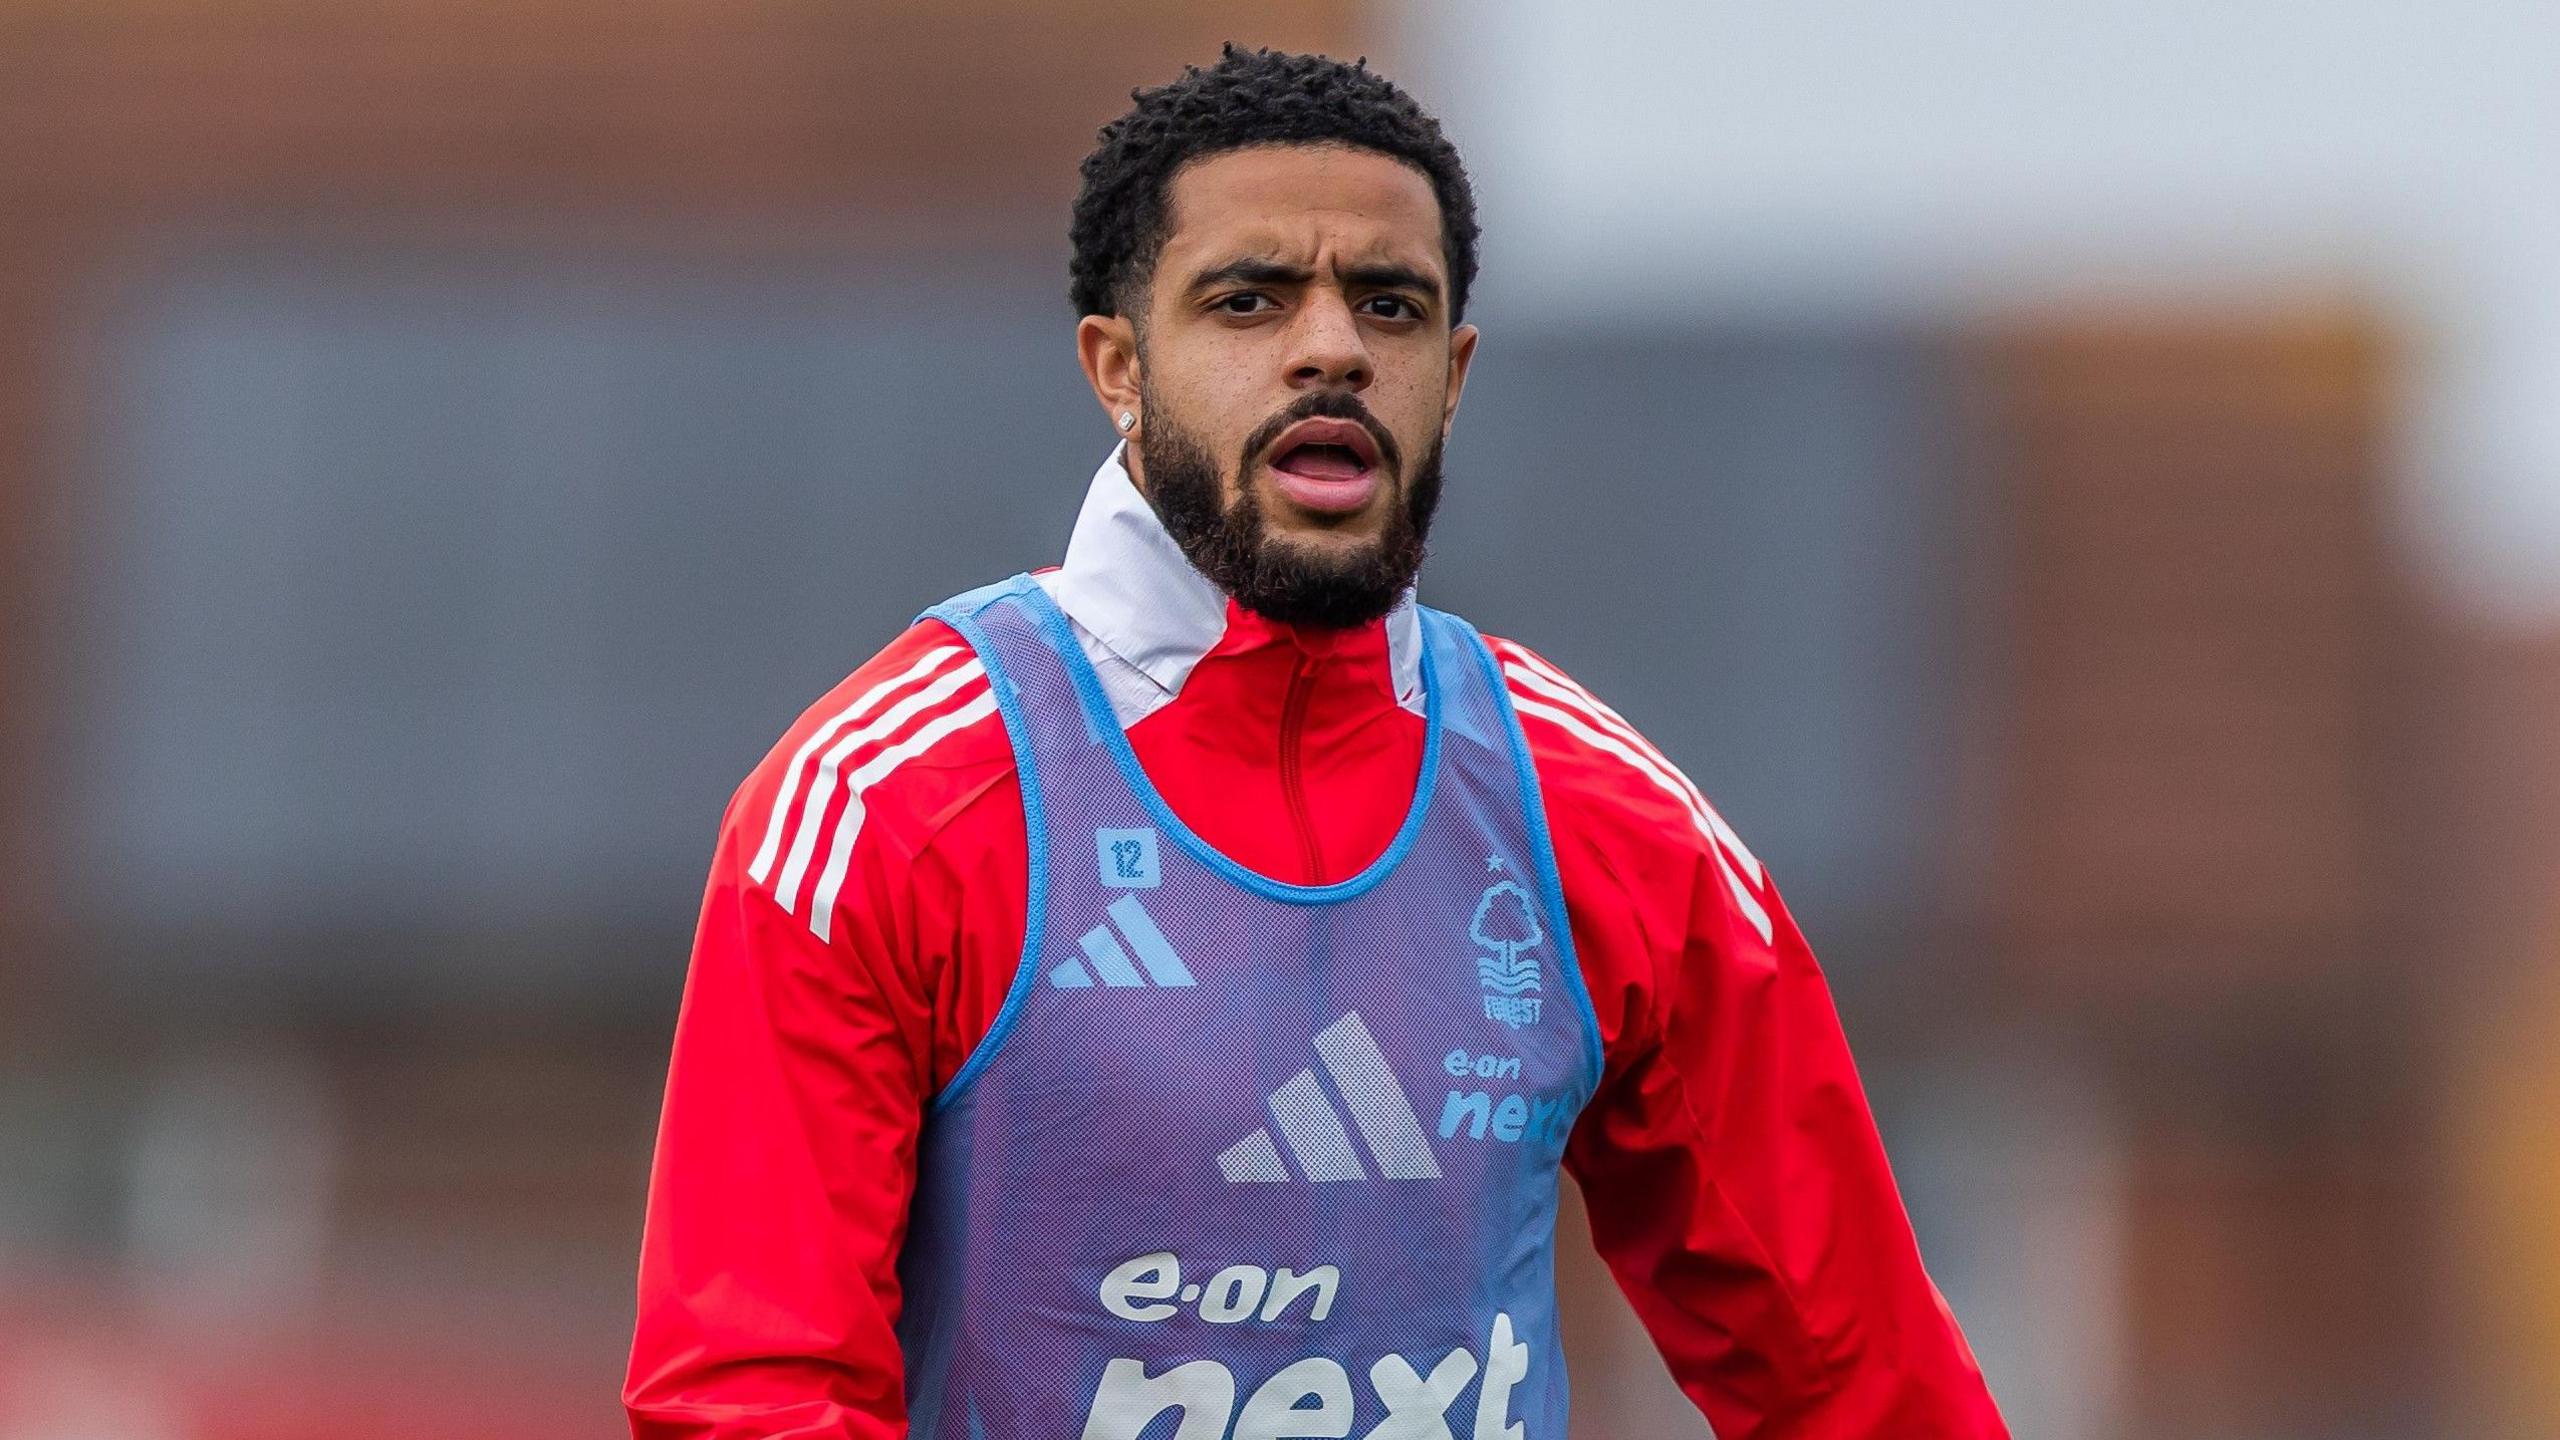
[{"xmin": 1471, "ymin": 862, "xmax": 1545, "ymax": 1030}]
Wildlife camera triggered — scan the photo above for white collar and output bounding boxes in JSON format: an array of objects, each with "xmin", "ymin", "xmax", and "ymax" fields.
[{"xmin": 1034, "ymin": 439, "xmax": 1425, "ymax": 726}]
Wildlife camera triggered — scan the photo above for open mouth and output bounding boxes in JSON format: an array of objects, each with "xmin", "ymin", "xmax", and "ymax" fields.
[
  {"xmin": 1272, "ymin": 442, "xmax": 1373, "ymax": 483},
  {"xmin": 1266, "ymin": 419, "xmax": 1386, "ymax": 515}
]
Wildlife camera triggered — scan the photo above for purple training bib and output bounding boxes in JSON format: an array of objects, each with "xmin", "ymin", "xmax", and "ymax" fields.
[{"xmin": 897, "ymin": 573, "xmax": 1601, "ymax": 1440}]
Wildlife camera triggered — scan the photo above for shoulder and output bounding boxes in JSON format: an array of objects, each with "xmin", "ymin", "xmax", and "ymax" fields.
[
  {"xmin": 1480, "ymin": 632, "xmax": 1775, "ymax": 947},
  {"xmin": 722, "ymin": 616, "xmax": 1018, "ymax": 938}
]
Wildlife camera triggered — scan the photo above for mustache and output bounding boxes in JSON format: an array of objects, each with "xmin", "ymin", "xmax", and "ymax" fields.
[{"xmin": 1241, "ymin": 391, "xmax": 1401, "ymax": 474}]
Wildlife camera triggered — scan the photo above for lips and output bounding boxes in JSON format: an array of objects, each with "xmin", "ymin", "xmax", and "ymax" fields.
[
  {"xmin": 1275, "ymin": 443, "xmax": 1370, "ymax": 483},
  {"xmin": 1266, "ymin": 417, "xmax": 1387, "ymax": 515}
]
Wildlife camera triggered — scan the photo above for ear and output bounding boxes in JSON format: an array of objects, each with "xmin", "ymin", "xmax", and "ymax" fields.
[
  {"xmin": 1440, "ymin": 322, "xmax": 1481, "ymax": 440},
  {"xmin": 1077, "ymin": 312, "xmax": 1143, "ymax": 436}
]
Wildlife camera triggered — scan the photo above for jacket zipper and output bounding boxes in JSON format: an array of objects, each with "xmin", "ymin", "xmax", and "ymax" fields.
[{"xmin": 1279, "ymin": 654, "xmax": 1324, "ymax": 884}]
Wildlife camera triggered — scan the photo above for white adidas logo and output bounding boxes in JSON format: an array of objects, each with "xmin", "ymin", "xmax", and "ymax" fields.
[
  {"xmin": 1050, "ymin": 895, "xmax": 1195, "ymax": 989},
  {"xmin": 1219, "ymin": 1012, "xmax": 1441, "ymax": 1184}
]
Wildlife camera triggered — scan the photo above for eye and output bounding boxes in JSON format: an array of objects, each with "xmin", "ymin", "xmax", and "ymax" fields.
[
  {"xmin": 1363, "ymin": 295, "xmax": 1423, "ymax": 321},
  {"xmin": 1217, "ymin": 292, "xmax": 1277, "ymax": 316}
]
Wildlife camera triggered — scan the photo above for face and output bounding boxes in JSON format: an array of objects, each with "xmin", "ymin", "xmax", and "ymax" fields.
[{"xmin": 1077, "ymin": 143, "xmax": 1480, "ymax": 627}]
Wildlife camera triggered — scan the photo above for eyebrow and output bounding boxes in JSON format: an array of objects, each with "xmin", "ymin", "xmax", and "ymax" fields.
[{"xmin": 1188, "ymin": 255, "xmax": 1442, "ymax": 300}]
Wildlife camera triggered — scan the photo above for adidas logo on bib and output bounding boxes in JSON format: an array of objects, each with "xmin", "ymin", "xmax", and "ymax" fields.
[
  {"xmin": 1050, "ymin": 895, "xmax": 1194, "ymax": 989},
  {"xmin": 1219, "ymin": 1012, "xmax": 1441, "ymax": 1183}
]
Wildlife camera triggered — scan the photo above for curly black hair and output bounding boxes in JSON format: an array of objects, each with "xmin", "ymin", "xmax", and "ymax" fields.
[{"xmin": 1069, "ymin": 43, "xmax": 1480, "ymax": 328}]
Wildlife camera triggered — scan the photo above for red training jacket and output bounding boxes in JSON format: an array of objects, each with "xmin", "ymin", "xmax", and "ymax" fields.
[{"xmin": 625, "ymin": 441, "xmax": 2008, "ymax": 1438}]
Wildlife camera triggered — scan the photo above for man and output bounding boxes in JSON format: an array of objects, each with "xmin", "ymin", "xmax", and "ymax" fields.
[{"xmin": 626, "ymin": 44, "xmax": 2007, "ymax": 1440}]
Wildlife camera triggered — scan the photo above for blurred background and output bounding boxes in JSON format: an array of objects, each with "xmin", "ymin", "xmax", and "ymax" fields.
[{"xmin": 3, "ymin": 3, "xmax": 2557, "ymax": 1437}]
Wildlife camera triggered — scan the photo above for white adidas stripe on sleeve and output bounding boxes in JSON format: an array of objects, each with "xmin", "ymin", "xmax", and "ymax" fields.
[
  {"xmin": 742, "ymin": 641, "xmax": 1002, "ymax": 940},
  {"xmin": 804, "ymin": 689, "xmax": 1003, "ymax": 942},
  {"xmin": 1496, "ymin": 645, "xmax": 1776, "ymax": 945},
  {"xmin": 1498, "ymin": 644, "xmax": 1762, "ymax": 882},
  {"xmin": 748, "ymin": 644, "xmax": 968, "ymax": 884},
  {"xmin": 770, "ymin": 660, "xmax": 988, "ymax": 912}
]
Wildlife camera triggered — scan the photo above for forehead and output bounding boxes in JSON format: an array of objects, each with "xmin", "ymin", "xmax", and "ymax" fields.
[{"xmin": 1158, "ymin": 144, "xmax": 1446, "ymax": 282}]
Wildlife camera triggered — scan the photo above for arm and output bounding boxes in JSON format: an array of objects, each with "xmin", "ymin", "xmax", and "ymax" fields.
[
  {"xmin": 1565, "ymin": 856, "xmax": 2007, "ymax": 1437},
  {"xmin": 624, "ymin": 786, "xmax": 928, "ymax": 1438},
  {"xmin": 626, "ymin": 622, "xmax": 1013, "ymax": 1438}
]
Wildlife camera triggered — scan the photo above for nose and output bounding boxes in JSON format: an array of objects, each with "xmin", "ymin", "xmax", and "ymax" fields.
[{"xmin": 1286, "ymin": 289, "xmax": 1373, "ymax": 392}]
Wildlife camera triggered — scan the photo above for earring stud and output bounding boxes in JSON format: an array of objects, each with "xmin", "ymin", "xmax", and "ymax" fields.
[{"xmin": 1117, "ymin": 411, "xmax": 1136, "ymax": 432}]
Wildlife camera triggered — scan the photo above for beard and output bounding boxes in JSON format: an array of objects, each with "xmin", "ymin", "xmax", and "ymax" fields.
[{"xmin": 1134, "ymin": 388, "xmax": 1443, "ymax": 630}]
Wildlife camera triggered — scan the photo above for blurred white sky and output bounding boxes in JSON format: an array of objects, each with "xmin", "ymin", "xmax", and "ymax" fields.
[{"xmin": 1399, "ymin": 0, "xmax": 2560, "ymax": 625}]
